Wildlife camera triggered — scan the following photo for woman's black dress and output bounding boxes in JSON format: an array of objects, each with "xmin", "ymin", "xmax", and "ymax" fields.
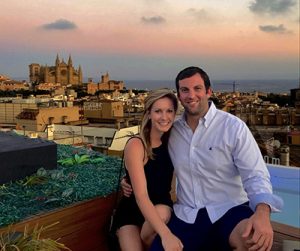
[{"xmin": 113, "ymin": 142, "xmax": 174, "ymax": 229}]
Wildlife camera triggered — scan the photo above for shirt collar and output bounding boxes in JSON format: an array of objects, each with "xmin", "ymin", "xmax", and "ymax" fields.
[
  {"xmin": 204, "ymin": 101, "xmax": 217, "ymax": 127},
  {"xmin": 178, "ymin": 101, "xmax": 217, "ymax": 128}
]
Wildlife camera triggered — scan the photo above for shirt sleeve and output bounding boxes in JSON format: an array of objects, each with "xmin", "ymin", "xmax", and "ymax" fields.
[{"xmin": 232, "ymin": 121, "xmax": 283, "ymax": 213}]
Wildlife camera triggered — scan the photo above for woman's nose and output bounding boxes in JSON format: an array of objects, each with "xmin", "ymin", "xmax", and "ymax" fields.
[{"xmin": 161, "ymin": 112, "xmax": 167, "ymax": 119}]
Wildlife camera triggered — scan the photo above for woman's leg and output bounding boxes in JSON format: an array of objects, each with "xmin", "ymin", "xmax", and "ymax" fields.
[
  {"xmin": 140, "ymin": 204, "xmax": 172, "ymax": 250},
  {"xmin": 117, "ymin": 225, "xmax": 144, "ymax": 251}
]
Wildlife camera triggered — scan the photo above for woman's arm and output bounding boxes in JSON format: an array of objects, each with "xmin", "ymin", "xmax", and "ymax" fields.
[{"xmin": 125, "ymin": 138, "xmax": 183, "ymax": 251}]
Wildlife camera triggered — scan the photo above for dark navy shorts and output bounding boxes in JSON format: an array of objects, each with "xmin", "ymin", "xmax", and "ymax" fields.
[{"xmin": 150, "ymin": 202, "xmax": 253, "ymax": 251}]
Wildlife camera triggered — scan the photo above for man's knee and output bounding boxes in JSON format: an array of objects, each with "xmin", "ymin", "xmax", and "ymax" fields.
[{"xmin": 229, "ymin": 219, "xmax": 250, "ymax": 251}]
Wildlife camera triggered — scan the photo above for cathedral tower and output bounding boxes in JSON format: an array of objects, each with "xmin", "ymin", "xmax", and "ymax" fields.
[{"xmin": 28, "ymin": 54, "xmax": 83, "ymax": 86}]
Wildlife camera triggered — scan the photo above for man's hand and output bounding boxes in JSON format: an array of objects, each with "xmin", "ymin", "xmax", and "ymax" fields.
[
  {"xmin": 120, "ymin": 177, "xmax": 133, "ymax": 197},
  {"xmin": 242, "ymin": 204, "xmax": 273, "ymax": 251}
]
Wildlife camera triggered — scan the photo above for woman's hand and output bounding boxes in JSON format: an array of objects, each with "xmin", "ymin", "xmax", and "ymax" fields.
[{"xmin": 161, "ymin": 232, "xmax": 183, "ymax": 251}]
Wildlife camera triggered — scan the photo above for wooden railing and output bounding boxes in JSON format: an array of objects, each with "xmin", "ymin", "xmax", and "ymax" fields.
[{"xmin": 272, "ymin": 221, "xmax": 300, "ymax": 251}]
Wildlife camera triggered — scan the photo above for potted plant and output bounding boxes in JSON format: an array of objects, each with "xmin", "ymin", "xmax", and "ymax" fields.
[{"xmin": 0, "ymin": 144, "xmax": 123, "ymax": 251}]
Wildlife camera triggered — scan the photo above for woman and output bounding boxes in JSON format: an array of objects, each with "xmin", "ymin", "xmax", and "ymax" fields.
[{"xmin": 113, "ymin": 88, "xmax": 183, "ymax": 251}]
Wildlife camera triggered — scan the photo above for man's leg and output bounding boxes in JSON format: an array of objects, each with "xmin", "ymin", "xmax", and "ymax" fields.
[
  {"xmin": 214, "ymin": 203, "xmax": 254, "ymax": 251},
  {"xmin": 150, "ymin": 209, "xmax": 213, "ymax": 251}
]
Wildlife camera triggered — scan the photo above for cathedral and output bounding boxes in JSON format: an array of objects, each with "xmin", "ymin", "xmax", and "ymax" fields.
[{"xmin": 29, "ymin": 54, "xmax": 83, "ymax": 86}]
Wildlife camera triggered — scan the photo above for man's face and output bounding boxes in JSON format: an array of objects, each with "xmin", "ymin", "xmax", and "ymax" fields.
[{"xmin": 178, "ymin": 73, "xmax": 212, "ymax": 118}]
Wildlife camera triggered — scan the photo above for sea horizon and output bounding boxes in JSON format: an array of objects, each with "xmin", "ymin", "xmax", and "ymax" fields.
[{"xmin": 124, "ymin": 79, "xmax": 299, "ymax": 94}]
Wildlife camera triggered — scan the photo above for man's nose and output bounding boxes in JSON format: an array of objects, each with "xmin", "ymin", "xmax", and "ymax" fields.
[{"xmin": 187, "ymin": 90, "xmax": 195, "ymax": 98}]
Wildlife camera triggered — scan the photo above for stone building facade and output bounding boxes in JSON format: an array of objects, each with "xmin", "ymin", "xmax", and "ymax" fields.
[
  {"xmin": 83, "ymin": 100, "xmax": 124, "ymax": 119},
  {"xmin": 291, "ymin": 85, "xmax": 300, "ymax": 110},
  {"xmin": 87, "ymin": 73, "xmax": 124, "ymax": 95},
  {"xmin": 15, "ymin": 106, "xmax": 80, "ymax": 132},
  {"xmin": 29, "ymin": 54, "xmax": 82, "ymax": 86}
]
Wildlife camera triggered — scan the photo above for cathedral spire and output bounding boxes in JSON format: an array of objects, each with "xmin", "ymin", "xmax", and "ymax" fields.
[
  {"xmin": 55, "ymin": 54, "xmax": 60, "ymax": 66},
  {"xmin": 68, "ymin": 54, "xmax": 73, "ymax": 66}
]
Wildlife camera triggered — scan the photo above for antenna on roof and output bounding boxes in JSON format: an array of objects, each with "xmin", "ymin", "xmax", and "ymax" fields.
[{"xmin": 232, "ymin": 81, "xmax": 240, "ymax": 93}]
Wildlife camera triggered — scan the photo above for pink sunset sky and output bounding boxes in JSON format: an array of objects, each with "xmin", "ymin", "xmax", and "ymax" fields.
[{"xmin": 0, "ymin": 0, "xmax": 299, "ymax": 81}]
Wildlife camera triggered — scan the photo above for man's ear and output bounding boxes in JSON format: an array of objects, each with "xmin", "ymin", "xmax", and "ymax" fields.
[{"xmin": 206, "ymin": 87, "xmax": 212, "ymax": 97}]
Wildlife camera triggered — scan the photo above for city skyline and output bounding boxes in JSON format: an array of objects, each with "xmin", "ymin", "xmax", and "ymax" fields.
[{"xmin": 0, "ymin": 0, "xmax": 299, "ymax": 81}]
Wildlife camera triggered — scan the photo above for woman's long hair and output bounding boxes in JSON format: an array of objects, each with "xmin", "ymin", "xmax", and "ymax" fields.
[{"xmin": 139, "ymin": 88, "xmax": 178, "ymax": 159}]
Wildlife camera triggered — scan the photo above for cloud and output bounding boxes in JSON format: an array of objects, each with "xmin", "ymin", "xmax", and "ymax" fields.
[
  {"xmin": 249, "ymin": 0, "xmax": 296, "ymax": 15},
  {"xmin": 141, "ymin": 16, "xmax": 166, "ymax": 24},
  {"xmin": 187, "ymin": 8, "xmax": 212, "ymax": 22},
  {"xmin": 186, "ymin": 8, "xmax": 217, "ymax": 23},
  {"xmin": 41, "ymin": 19, "xmax": 77, "ymax": 30},
  {"xmin": 259, "ymin": 24, "xmax": 292, "ymax": 34}
]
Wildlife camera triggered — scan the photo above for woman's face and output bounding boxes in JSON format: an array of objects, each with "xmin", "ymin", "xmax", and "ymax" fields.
[{"xmin": 149, "ymin": 97, "xmax": 176, "ymax": 134}]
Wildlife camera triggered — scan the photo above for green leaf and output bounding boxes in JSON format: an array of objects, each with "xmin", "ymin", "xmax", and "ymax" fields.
[
  {"xmin": 90, "ymin": 157, "xmax": 105, "ymax": 164},
  {"xmin": 62, "ymin": 188, "xmax": 73, "ymax": 198},
  {"xmin": 44, "ymin": 198, "xmax": 60, "ymax": 204},
  {"xmin": 23, "ymin": 175, "xmax": 48, "ymax": 186}
]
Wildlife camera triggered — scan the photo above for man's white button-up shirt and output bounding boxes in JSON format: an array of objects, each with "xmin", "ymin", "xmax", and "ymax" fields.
[{"xmin": 169, "ymin": 102, "xmax": 283, "ymax": 224}]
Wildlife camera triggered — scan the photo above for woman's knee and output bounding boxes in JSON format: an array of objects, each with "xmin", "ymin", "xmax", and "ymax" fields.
[{"xmin": 155, "ymin": 204, "xmax": 172, "ymax": 223}]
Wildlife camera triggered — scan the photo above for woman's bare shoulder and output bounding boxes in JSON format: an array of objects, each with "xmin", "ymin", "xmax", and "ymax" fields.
[{"xmin": 125, "ymin": 137, "xmax": 144, "ymax": 153}]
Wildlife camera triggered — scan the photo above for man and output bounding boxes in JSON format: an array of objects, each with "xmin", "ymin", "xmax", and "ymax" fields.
[{"xmin": 123, "ymin": 66, "xmax": 283, "ymax": 251}]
